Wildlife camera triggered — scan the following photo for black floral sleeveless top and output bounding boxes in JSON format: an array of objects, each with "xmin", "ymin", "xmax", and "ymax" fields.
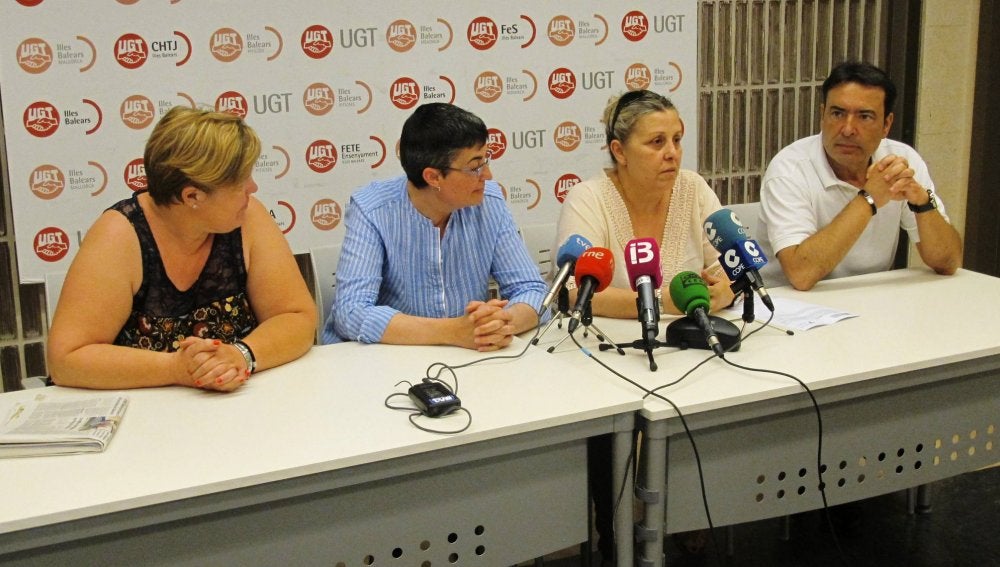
[{"xmin": 111, "ymin": 192, "xmax": 258, "ymax": 352}]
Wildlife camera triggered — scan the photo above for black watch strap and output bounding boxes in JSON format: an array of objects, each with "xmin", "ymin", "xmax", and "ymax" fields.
[
  {"xmin": 907, "ymin": 189, "xmax": 937, "ymax": 213},
  {"xmin": 857, "ymin": 189, "xmax": 876, "ymax": 216}
]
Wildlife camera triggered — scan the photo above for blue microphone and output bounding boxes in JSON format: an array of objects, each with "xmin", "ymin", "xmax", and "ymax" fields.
[
  {"xmin": 542, "ymin": 234, "xmax": 592, "ymax": 312},
  {"xmin": 704, "ymin": 208, "xmax": 774, "ymax": 311}
]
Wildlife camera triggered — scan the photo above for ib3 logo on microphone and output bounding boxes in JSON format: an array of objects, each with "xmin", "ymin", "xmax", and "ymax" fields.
[{"xmin": 626, "ymin": 239, "xmax": 656, "ymax": 265}]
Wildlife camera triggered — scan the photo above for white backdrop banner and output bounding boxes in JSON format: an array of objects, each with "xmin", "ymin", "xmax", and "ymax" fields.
[{"xmin": 1, "ymin": 0, "xmax": 697, "ymax": 283}]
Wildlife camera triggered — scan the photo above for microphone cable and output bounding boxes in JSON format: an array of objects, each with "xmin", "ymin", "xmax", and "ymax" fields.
[
  {"xmin": 568, "ymin": 330, "xmax": 726, "ymax": 563},
  {"xmin": 387, "ymin": 306, "xmax": 549, "ymax": 435}
]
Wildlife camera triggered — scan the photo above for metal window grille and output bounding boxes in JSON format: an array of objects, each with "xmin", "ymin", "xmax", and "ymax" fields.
[{"xmin": 698, "ymin": 0, "xmax": 888, "ymax": 205}]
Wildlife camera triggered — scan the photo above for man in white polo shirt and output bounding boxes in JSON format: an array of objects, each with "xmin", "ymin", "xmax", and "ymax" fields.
[{"xmin": 759, "ymin": 61, "xmax": 962, "ymax": 290}]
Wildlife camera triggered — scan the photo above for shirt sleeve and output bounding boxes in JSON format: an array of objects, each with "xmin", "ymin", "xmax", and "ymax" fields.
[
  {"xmin": 328, "ymin": 197, "xmax": 399, "ymax": 344},
  {"xmin": 488, "ymin": 197, "xmax": 549, "ymax": 316},
  {"xmin": 760, "ymin": 171, "xmax": 820, "ymax": 256}
]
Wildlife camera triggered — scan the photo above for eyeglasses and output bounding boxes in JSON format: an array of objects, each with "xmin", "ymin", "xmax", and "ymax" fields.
[{"xmin": 443, "ymin": 152, "xmax": 491, "ymax": 178}]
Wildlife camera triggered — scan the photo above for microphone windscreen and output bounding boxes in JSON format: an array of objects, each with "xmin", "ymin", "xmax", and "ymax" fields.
[
  {"xmin": 704, "ymin": 208, "xmax": 751, "ymax": 251},
  {"xmin": 624, "ymin": 237, "xmax": 663, "ymax": 290},
  {"xmin": 556, "ymin": 234, "xmax": 592, "ymax": 267},
  {"xmin": 573, "ymin": 247, "xmax": 615, "ymax": 292},
  {"xmin": 668, "ymin": 271, "xmax": 712, "ymax": 315}
]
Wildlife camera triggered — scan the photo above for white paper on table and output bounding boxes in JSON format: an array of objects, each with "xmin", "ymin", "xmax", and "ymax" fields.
[{"xmin": 724, "ymin": 295, "xmax": 857, "ymax": 331}]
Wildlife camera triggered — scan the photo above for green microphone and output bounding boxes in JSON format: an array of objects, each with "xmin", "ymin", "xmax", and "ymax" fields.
[{"xmin": 668, "ymin": 271, "xmax": 726, "ymax": 357}]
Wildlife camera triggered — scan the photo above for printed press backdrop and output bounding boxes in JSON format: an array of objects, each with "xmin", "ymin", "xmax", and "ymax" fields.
[{"xmin": 1, "ymin": 0, "xmax": 697, "ymax": 284}]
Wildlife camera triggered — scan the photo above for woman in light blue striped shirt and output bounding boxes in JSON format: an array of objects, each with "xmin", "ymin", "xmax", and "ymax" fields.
[{"xmin": 323, "ymin": 103, "xmax": 547, "ymax": 351}]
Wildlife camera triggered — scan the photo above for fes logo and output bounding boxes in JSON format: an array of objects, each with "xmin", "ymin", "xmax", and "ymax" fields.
[
  {"xmin": 386, "ymin": 20, "xmax": 417, "ymax": 53},
  {"xmin": 311, "ymin": 199, "xmax": 342, "ymax": 230},
  {"xmin": 554, "ymin": 121, "xmax": 581, "ymax": 152},
  {"xmin": 301, "ymin": 25, "xmax": 333, "ymax": 59},
  {"xmin": 621, "ymin": 11, "xmax": 649, "ymax": 42},
  {"xmin": 306, "ymin": 140, "xmax": 338, "ymax": 173},
  {"xmin": 486, "ymin": 128, "xmax": 507, "ymax": 160},
  {"xmin": 547, "ymin": 15, "xmax": 575, "ymax": 46},
  {"xmin": 467, "ymin": 17, "xmax": 498, "ymax": 50},
  {"xmin": 548, "ymin": 67, "xmax": 576, "ymax": 100},
  {"xmin": 17, "ymin": 38, "xmax": 53, "ymax": 74},
  {"xmin": 554, "ymin": 173, "xmax": 581, "ymax": 203},
  {"xmin": 120, "ymin": 95, "xmax": 155, "ymax": 130},
  {"xmin": 29, "ymin": 165, "xmax": 65, "ymax": 200},
  {"xmin": 23, "ymin": 101, "xmax": 59, "ymax": 138},
  {"xmin": 210, "ymin": 27, "xmax": 243, "ymax": 62},
  {"xmin": 625, "ymin": 64, "xmax": 652, "ymax": 90},
  {"xmin": 303, "ymin": 82, "xmax": 334, "ymax": 116},
  {"xmin": 216, "ymin": 91, "xmax": 248, "ymax": 118},
  {"xmin": 35, "ymin": 227, "xmax": 70, "ymax": 263},
  {"xmin": 115, "ymin": 33, "xmax": 148, "ymax": 69},
  {"xmin": 474, "ymin": 72, "xmax": 503, "ymax": 103},
  {"xmin": 124, "ymin": 158, "xmax": 147, "ymax": 192},
  {"xmin": 390, "ymin": 77, "xmax": 420, "ymax": 110}
]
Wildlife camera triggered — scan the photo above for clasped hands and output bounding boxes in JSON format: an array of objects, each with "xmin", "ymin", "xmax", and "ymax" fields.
[
  {"xmin": 176, "ymin": 336, "xmax": 251, "ymax": 392},
  {"xmin": 865, "ymin": 154, "xmax": 929, "ymax": 208},
  {"xmin": 461, "ymin": 298, "xmax": 515, "ymax": 352}
]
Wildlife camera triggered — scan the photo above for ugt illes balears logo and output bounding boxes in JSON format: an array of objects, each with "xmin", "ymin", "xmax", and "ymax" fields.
[
  {"xmin": 301, "ymin": 25, "xmax": 333, "ymax": 59},
  {"xmin": 35, "ymin": 227, "xmax": 70, "ymax": 262},
  {"xmin": 467, "ymin": 17, "xmax": 498, "ymax": 50},
  {"xmin": 23, "ymin": 101, "xmax": 59, "ymax": 137},
  {"xmin": 17, "ymin": 38, "xmax": 53, "ymax": 74},
  {"xmin": 621, "ymin": 11, "xmax": 649, "ymax": 42},
  {"xmin": 115, "ymin": 33, "xmax": 148, "ymax": 69},
  {"xmin": 210, "ymin": 27, "xmax": 243, "ymax": 62}
]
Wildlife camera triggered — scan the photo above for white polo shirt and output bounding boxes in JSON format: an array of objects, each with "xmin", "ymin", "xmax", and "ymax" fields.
[{"xmin": 758, "ymin": 134, "xmax": 949, "ymax": 283}]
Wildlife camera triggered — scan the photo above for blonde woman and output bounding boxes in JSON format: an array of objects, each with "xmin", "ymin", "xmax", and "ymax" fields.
[{"xmin": 48, "ymin": 107, "xmax": 315, "ymax": 391}]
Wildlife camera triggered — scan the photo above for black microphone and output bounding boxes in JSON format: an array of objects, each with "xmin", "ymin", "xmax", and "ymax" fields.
[
  {"xmin": 542, "ymin": 234, "xmax": 592, "ymax": 312},
  {"xmin": 704, "ymin": 208, "xmax": 775, "ymax": 311},
  {"xmin": 567, "ymin": 247, "xmax": 614, "ymax": 334}
]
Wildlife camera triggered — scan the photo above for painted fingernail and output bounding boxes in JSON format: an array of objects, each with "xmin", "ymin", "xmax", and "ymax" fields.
[
  {"xmin": 194, "ymin": 379, "xmax": 202, "ymax": 387},
  {"xmin": 213, "ymin": 339, "xmax": 221, "ymax": 346},
  {"xmin": 215, "ymin": 377, "xmax": 223, "ymax": 385}
]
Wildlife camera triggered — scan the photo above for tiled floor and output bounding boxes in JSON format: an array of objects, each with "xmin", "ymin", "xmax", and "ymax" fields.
[{"xmin": 534, "ymin": 464, "xmax": 1000, "ymax": 566}]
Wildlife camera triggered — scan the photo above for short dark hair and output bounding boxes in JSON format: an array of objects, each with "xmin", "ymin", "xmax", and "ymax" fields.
[
  {"xmin": 399, "ymin": 103, "xmax": 488, "ymax": 188},
  {"xmin": 822, "ymin": 61, "xmax": 897, "ymax": 116}
]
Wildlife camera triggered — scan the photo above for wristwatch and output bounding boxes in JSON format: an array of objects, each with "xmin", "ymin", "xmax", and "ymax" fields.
[
  {"xmin": 233, "ymin": 340, "xmax": 256, "ymax": 374},
  {"xmin": 907, "ymin": 189, "xmax": 938, "ymax": 213},
  {"xmin": 857, "ymin": 189, "xmax": 877, "ymax": 216}
]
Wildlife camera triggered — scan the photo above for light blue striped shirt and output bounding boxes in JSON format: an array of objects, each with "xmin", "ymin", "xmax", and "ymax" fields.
[{"xmin": 323, "ymin": 175, "xmax": 547, "ymax": 344}]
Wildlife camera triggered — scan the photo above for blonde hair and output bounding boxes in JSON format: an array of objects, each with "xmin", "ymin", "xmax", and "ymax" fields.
[
  {"xmin": 602, "ymin": 90, "xmax": 676, "ymax": 164},
  {"xmin": 143, "ymin": 106, "xmax": 261, "ymax": 205}
]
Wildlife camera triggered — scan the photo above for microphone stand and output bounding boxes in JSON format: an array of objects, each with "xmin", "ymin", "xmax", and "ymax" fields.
[
  {"xmin": 547, "ymin": 300, "xmax": 626, "ymax": 355},
  {"xmin": 741, "ymin": 290, "xmax": 755, "ymax": 324},
  {"xmin": 532, "ymin": 287, "xmax": 570, "ymax": 345},
  {"xmin": 601, "ymin": 329, "xmax": 669, "ymax": 372}
]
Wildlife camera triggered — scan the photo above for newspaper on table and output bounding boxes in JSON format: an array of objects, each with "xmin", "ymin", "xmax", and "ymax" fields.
[{"xmin": 0, "ymin": 393, "xmax": 128, "ymax": 457}]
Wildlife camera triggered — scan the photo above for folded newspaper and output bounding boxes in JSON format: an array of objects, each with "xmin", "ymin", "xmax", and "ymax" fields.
[{"xmin": 0, "ymin": 394, "xmax": 128, "ymax": 457}]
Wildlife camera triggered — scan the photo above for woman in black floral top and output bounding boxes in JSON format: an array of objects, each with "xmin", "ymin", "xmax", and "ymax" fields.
[{"xmin": 48, "ymin": 107, "xmax": 316, "ymax": 391}]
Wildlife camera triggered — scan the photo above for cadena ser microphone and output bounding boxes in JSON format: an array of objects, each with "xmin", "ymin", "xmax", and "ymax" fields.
[
  {"xmin": 624, "ymin": 238, "xmax": 662, "ymax": 344},
  {"xmin": 668, "ymin": 271, "xmax": 726, "ymax": 357},
  {"xmin": 567, "ymin": 247, "xmax": 614, "ymax": 333},
  {"xmin": 542, "ymin": 234, "xmax": 592, "ymax": 312},
  {"xmin": 703, "ymin": 208, "xmax": 775, "ymax": 311}
]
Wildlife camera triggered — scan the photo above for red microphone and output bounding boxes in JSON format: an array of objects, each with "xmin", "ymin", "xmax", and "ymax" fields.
[{"xmin": 568, "ymin": 247, "xmax": 614, "ymax": 333}]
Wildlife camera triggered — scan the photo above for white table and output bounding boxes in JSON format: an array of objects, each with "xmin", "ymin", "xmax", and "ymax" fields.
[
  {"xmin": 0, "ymin": 340, "xmax": 641, "ymax": 566},
  {"xmin": 538, "ymin": 268, "xmax": 1000, "ymax": 567}
]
